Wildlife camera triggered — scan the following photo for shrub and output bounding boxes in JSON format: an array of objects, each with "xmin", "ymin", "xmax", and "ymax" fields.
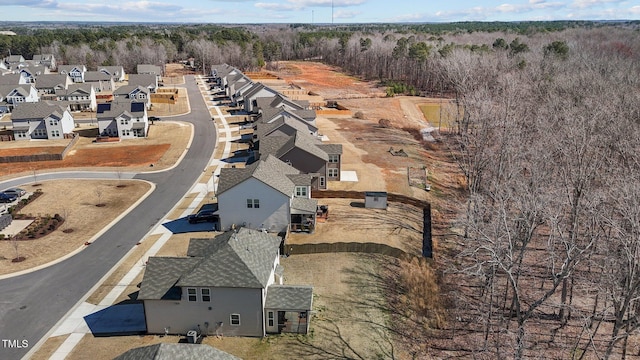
[{"xmin": 354, "ymin": 111, "xmax": 365, "ymax": 119}]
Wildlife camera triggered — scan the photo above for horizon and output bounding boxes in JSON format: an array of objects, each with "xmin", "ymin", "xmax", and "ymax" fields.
[{"xmin": 0, "ymin": 1, "xmax": 638, "ymax": 24}]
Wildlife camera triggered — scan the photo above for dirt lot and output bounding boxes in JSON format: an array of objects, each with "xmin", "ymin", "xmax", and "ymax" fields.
[{"xmin": 0, "ymin": 179, "xmax": 151, "ymax": 275}]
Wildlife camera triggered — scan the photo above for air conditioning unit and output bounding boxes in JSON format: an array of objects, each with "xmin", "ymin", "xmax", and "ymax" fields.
[{"xmin": 186, "ymin": 330, "xmax": 200, "ymax": 343}]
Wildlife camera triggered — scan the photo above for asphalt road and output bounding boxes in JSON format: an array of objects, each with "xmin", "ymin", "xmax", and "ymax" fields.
[{"xmin": 0, "ymin": 75, "xmax": 217, "ymax": 360}]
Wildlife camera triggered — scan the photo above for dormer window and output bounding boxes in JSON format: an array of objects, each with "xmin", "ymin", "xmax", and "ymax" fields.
[{"xmin": 295, "ymin": 186, "xmax": 308, "ymax": 197}]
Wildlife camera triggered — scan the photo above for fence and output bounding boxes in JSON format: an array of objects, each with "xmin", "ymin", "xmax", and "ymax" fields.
[
  {"xmin": 0, "ymin": 133, "xmax": 79, "ymax": 163},
  {"xmin": 286, "ymin": 242, "xmax": 408, "ymax": 259},
  {"xmin": 310, "ymin": 190, "xmax": 433, "ymax": 258}
]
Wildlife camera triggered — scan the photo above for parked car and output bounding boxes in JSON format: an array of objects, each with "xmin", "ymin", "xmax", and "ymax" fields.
[
  {"xmin": 0, "ymin": 192, "xmax": 17, "ymax": 203},
  {"xmin": 188, "ymin": 210, "xmax": 219, "ymax": 224},
  {"xmin": 2, "ymin": 188, "xmax": 26, "ymax": 197},
  {"xmin": 148, "ymin": 116, "xmax": 161, "ymax": 122}
]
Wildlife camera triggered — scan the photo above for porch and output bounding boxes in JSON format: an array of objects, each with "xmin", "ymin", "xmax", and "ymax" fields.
[{"xmin": 290, "ymin": 197, "xmax": 317, "ymax": 233}]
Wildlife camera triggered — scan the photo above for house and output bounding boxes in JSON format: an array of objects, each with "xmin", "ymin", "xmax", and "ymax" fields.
[
  {"xmin": 256, "ymin": 94, "xmax": 311, "ymax": 113},
  {"xmin": 113, "ymin": 85, "xmax": 151, "ymax": 109},
  {"xmin": 14, "ymin": 65, "xmax": 48, "ymax": 82},
  {"xmin": 128, "ymin": 73, "xmax": 158, "ymax": 93},
  {"xmin": 3, "ymin": 55, "xmax": 25, "ymax": 67},
  {"xmin": 254, "ymin": 112, "xmax": 318, "ymax": 141},
  {"xmin": 58, "ymin": 65, "xmax": 87, "ymax": 83},
  {"xmin": 97, "ymin": 65, "xmax": 125, "ymax": 82},
  {"xmin": 10, "ymin": 101, "xmax": 74, "ymax": 140},
  {"xmin": 137, "ymin": 64, "xmax": 163, "ymax": 77},
  {"xmin": 96, "ymin": 100, "xmax": 148, "ymax": 138},
  {"xmin": 0, "ymin": 72, "xmax": 30, "ymax": 85},
  {"xmin": 114, "ymin": 343, "xmax": 241, "ymax": 360},
  {"xmin": 256, "ymin": 131, "xmax": 343, "ymax": 189},
  {"xmin": 84, "ymin": 71, "xmax": 116, "ymax": 92},
  {"xmin": 239, "ymin": 83, "xmax": 281, "ymax": 113},
  {"xmin": 0, "ymin": 84, "xmax": 39, "ymax": 113},
  {"xmin": 54, "ymin": 84, "xmax": 97, "ymax": 111},
  {"xmin": 216, "ymin": 155, "xmax": 317, "ymax": 233},
  {"xmin": 138, "ymin": 228, "xmax": 313, "ymax": 337},
  {"xmin": 224, "ymin": 72, "xmax": 251, "ymax": 99},
  {"xmin": 34, "ymin": 74, "xmax": 72, "ymax": 95},
  {"xmin": 255, "ymin": 102, "xmax": 317, "ymax": 133},
  {"xmin": 32, "ymin": 54, "xmax": 56, "ymax": 71}
]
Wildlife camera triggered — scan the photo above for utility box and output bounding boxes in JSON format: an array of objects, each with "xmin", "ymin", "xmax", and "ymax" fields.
[
  {"xmin": 364, "ymin": 192, "xmax": 387, "ymax": 209},
  {"xmin": 186, "ymin": 330, "xmax": 200, "ymax": 344}
]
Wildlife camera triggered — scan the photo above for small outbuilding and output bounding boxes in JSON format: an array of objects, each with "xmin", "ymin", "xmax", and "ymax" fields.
[{"xmin": 364, "ymin": 191, "xmax": 388, "ymax": 209}]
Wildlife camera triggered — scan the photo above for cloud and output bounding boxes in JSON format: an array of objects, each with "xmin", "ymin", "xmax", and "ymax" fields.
[
  {"xmin": 0, "ymin": 0, "xmax": 56, "ymax": 7},
  {"xmin": 571, "ymin": 0, "xmax": 624, "ymax": 9},
  {"xmin": 334, "ymin": 9, "xmax": 360, "ymax": 19},
  {"xmin": 255, "ymin": 2, "xmax": 298, "ymax": 11},
  {"xmin": 255, "ymin": 0, "xmax": 366, "ymax": 12}
]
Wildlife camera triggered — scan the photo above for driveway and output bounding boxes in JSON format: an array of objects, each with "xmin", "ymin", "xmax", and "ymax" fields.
[{"xmin": 0, "ymin": 75, "xmax": 217, "ymax": 360}]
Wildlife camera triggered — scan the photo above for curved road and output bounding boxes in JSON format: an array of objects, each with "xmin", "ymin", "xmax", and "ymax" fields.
[{"xmin": 0, "ymin": 75, "xmax": 217, "ymax": 359}]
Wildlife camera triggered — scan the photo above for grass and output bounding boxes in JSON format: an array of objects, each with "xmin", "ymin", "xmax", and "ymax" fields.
[{"xmin": 420, "ymin": 102, "xmax": 463, "ymax": 130}]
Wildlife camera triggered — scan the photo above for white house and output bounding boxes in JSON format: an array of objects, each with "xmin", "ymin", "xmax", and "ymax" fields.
[
  {"xmin": 0, "ymin": 84, "xmax": 39, "ymax": 113},
  {"xmin": 58, "ymin": 65, "xmax": 87, "ymax": 83},
  {"xmin": 54, "ymin": 84, "xmax": 97, "ymax": 111},
  {"xmin": 113, "ymin": 85, "xmax": 151, "ymax": 109},
  {"xmin": 11, "ymin": 101, "xmax": 74, "ymax": 140},
  {"xmin": 96, "ymin": 100, "xmax": 148, "ymax": 139},
  {"xmin": 216, "ymin": 155, "xmax": 317, "ymax": 233}
]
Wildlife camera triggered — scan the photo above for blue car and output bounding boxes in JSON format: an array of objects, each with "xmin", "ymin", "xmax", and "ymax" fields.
[{"xmin": 0, "ymin": 192, "xmax": 17, "ymax": 203}]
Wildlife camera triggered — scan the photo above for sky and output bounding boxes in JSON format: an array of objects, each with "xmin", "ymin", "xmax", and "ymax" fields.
[{"xmin": 0, "ymin": 0, "xmax": 638, "ymax": 24}]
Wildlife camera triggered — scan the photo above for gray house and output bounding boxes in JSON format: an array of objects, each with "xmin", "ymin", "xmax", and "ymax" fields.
[
  {"xmin": 0, "ymin": 84, "xmax": 39, "ymax": 113},
  {"xmin": 58, "ymin": 65, "xmax": 87, "ymax": 83},
  {"xmin": 114, "ymin": 343, "xmax": 240, "ymax": 360},
  {"xmin": 257, "ymin": 131, "xmax": 343, "ymax": 189},
  {"xmin": 11, "ymin": 101, "xmax": 75, "ymax": 140},
  {"xmin": 138, "ymin": 228, "xmax": 313, "ymax": 337},
  {"xmin": 97, "ymin": 100, "xmax": 148, "ymax": 138},
  {"xmin": 32, "ymin": 54, "xmax": 56, "ymax": 71},
  {"xmin": 128, "ymin": 73, "xmax": 158, "ymax": 93}
]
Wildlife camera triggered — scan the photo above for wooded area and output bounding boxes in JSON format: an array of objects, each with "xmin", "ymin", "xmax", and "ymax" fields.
[{"xmin": 3, "ymin": 20, "xmax": 640, "ymax": 358}]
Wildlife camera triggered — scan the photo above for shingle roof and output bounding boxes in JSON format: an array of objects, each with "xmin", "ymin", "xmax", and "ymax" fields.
[
  {"xmin": 0, "ymin": 73, "xmax": 22, "ymax": 85},
  {"xmin": 176, "ymin": 228, "xmax": 282, "ymax": 288},
  {"xmin": 55, "ymin": 83, "xmax": 93, "ymax": 96},
  {"xmin": 84, "ymin": 71, "xmax": 111, "ymax": 82},
  {"xmin": 114, "ymin": 343, "xmax": 241, "ymax": 360},
  {"xmin": 265, "ymin": 285, "xmax": 313, "ymax": 310},
  {"xmin": 137, "ymin": 64, "xmax": 162, "ymax": 75},
  {"xmin": 128, "ymin": 74, "xmax": 156, "ymax": 88},
  {"xmin": 216, "ymin": 155, "xmax": 299, "ymax": 196},
  {"xmin": 114, "ymin": 85, "xmax": 150, "ymax": 97},
  {"xmin": 290, "ymin": 197, "xmax": 318, "ymax": 214},
  {"xmin": 34, "ymin": 74, "xmax": 70, "ymax": 90},
  {"xmin": 96, "ymin": 101, "xmax": 145, "ymax": 119},
  {"xmin": 98, "ymin": 66, "xmax": 124, "ymax": 78},
  {"xmin": 317, "ymin": 143, "xmax": 343, "ymax": 155},
  {"xmin": 260, "ymin": 132, "xmax": 329, "ymax": 162},
  {"xmin": 58, "ymin": 64, "xmax": 86, "ymax": 74},
  {"xmin": 11, "ymin": 101, "xmax": 68, "ymax": 120},
  {"xmin": 286, "ymin": 173, "xmax": 313, "ymax": 186},
  {"xmin": 137, "ymin": 257, "xmax": 201, "ymax": 300},
  {"xmin": 0, "ymin": 84, "xmax": 32, "ymax": 98}
]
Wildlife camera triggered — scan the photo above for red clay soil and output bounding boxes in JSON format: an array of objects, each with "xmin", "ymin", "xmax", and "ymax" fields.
[{"xmin": 0, "ymin": 144, "xmax": 170, "ymax": 176}]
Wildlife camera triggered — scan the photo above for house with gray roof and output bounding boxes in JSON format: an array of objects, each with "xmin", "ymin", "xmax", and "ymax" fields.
[
  {"xmin": 54, "ymin": 83, "xmax": 96, "ymax": 111},
  {"xmin": 256, "ymin": 131, "xmax": 343, "ymax": 188},
  {"xmin": 4, "ymin": 55, "xmax": 25, "ymax": 66},
  {"xmin": 114, "ymin": 343, "xmax": 240, "ymax": 360},
  {"xmin": 84, "ymin": 71, "xmax": 116, "ymax": 92},
  {"xmin": 58, "ymin": 65, "xmax": 87, "ymax": 83},
  {"xmin": 34, "ymin": 73, "xmax": 72, "ymax": 95},
  {"xmin": 97, "ymin": 65, "xmax": 125, "ymax": 82},
  {"xmin": 138, "ymin": 228, "xmax": 313, "ymax": 337},
  {"xmin": 137, "ymin": 64, "xmax": 163, "ymax": 77},
  {"xmin": 128, "ymin": 73, "xmax": 158, "ymax": 93},
  {"xmin": 113, "ymin": 84, "xmax": 151, "ymax": 109},
  {"xmin": 32, "ymin": 54, "xmax": 56, "ymax": 71},
  {"xmin": 96, "ymin": 100, "xmax": 148, "ymax": 138},
  {"xmin": 0, "ymin": 72, "xmax": 29, "ymax": 85},
  {"xmin": 0, "ymin": 84, "xmax": 39, "ymax": 113},
  {"xmin": 216, "ymin": 155, "xmax": 317, "ymax": 233},
  {"xmin": 10, "ymin": 101, "xmax": 74, "ymax": 140}
]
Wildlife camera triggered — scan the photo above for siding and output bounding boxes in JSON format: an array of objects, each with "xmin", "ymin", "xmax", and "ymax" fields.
[
  {"xmin": 218, "ymin": 177, "xmax": 290, "ymax": 232},
  {"xmin": 144, "ymin": 287, "xmax": 264, "ymax": 337}
]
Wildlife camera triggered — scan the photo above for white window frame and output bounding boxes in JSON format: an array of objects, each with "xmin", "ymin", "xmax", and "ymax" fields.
[
  {"xmin": 328, "ymin": 154, "xmax": 339, "ymax": 163},
  {"xmin": 328, "ymin": 168, "xmax": 339, "ymax": 177},
  {"xmin": 319, "ymin": 176, "xmax": 325, "ymax": 187},
  {"xmin": 230, "ymin": 313, "xmax": 241, "ymax": 326},
  {"xmin": 201, "ymin": 288, "xmax": 211, "ymax": 302},
  {"xmin": 187, "ymin": 288, "xmax": 197, "ymax": 302},
  {"xmin": 295, "ymin": 186, "xmax": 307, "ymax": 197},
  {"xmin": 247, "ymin": 199, "xmax": 259, "ymax": 209},
  {"xmin": 268, "ymin": 311, "xmax": 274, "ymax": 327}
]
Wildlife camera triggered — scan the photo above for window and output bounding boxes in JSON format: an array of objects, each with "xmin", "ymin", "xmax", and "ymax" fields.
[
  {"xmin": 319, "ymin": 177, "xmax": 325, "ymax": 188},
  {"xmin": 328, "ymin": 154, "xmax": 340, "ymax": 163},
  {"xmin": 268, "ymin": 311, "xmax": 274, "ymax": 327},
  {"xmin": 201, "ymin": 288, "xmax": 211, "ymax": 302},
  {"xmin": 246, "ymin": 199, "xmax": 259, "ymax": 209},
  {"xmin": 122, "ymin": 130, "xmax": 130, "ymax": 136},
  {"xmin": 51, "ymin": 130, "xmax": 60, "ymax": 137},
  {"xmin": 295, "ymin": 186, "xmax": 307, "ymax": 197},
  {"xmin": 120, "ymin": 119, "xmax": 129, "ymax": 125},
  {"xmin": 230, "ymin": 314, "xmax": 241, "ymax": 326},
  {"xmin": 328, "ymin": 168, "xmax": 339, "ymax": 178},
  {"xmin": 187, "ymin": 288, "xmax": 197, "ymax": 302}
]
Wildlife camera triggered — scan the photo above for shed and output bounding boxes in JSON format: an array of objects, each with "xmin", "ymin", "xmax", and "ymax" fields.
[{"xmin": 364, "ymin": 191, "xmax": 387, "ymax": 209}]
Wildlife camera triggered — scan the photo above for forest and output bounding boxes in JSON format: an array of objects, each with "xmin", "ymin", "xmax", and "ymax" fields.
[{"xmin": 3, "ymin": 20, "xmax": 640, "ymax": 358}]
